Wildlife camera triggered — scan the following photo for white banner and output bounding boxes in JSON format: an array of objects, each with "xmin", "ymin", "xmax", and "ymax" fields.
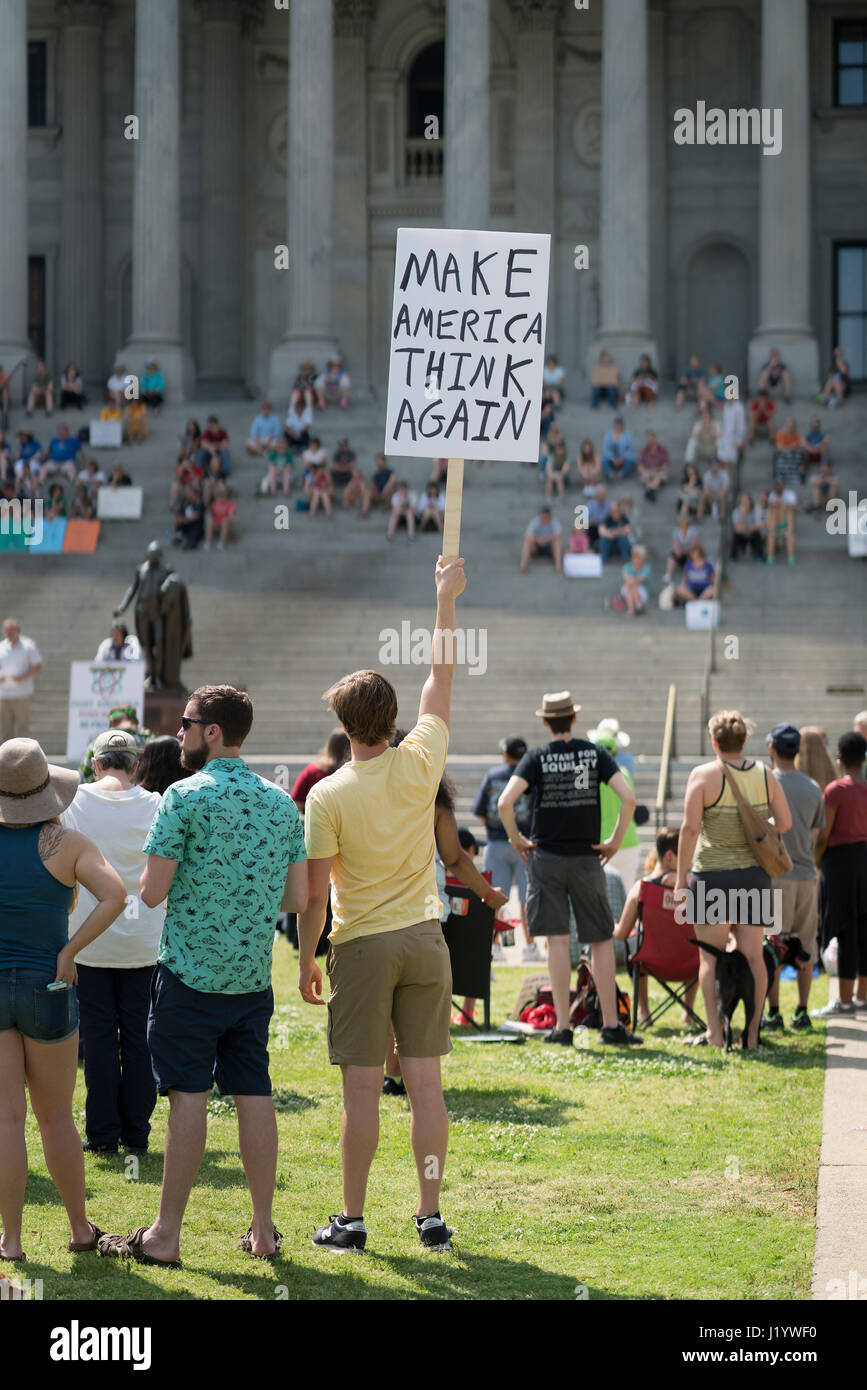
[
  {"xmin": 385, "ymin": 227, "xmax": 551, "ymax": 463},
  {"xmin": 66, "ymin": 660, "xmax": 146, "ymax": 763}
]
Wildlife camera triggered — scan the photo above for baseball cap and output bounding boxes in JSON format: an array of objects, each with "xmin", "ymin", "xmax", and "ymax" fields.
[
  {"xmin": 767, "ymin": 722, "xmax": 800, "ymax": 756},
  {"xmin": 91, "ymin": 728, "xmax": 139, "ymax": 762}
]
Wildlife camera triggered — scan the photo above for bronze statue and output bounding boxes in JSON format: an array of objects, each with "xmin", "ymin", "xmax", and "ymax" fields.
[{"xmin": 114, "ymin": 542, "xmax": 192, "ymax": 692}]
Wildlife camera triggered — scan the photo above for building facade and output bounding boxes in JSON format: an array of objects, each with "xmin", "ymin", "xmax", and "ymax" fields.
[{"xmin": 1, "ymin": 0, "xmax": 865, "ymax": 401}]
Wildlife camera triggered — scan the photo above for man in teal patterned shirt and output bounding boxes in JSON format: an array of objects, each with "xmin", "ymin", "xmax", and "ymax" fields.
[{"xmin": 97, "ymin": 685, "xmax": 307, "ymax": 1268}]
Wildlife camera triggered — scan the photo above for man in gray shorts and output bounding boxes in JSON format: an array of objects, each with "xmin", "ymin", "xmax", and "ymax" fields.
[
  {"xmin": 765, "ymin": 723, "xmax": 824, "ymax": 1031},
  {"xmin": 472, "ymin": 737, "xmax": 538, "ymax": 960},
  {"xmin": 498, "ymin": 691, "xmax": 642, "ymax": 1047}
]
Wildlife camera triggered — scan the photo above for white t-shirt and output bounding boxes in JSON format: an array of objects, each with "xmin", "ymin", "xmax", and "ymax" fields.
[
  {"xmin": 107, "ymin": 372, "xmax": 126, "ymax": 394},
  {"xmin": 0, "ymin": 635, "xmax": 42, "ymax": 699},
  {"xmin": 703, "ymin": 466, "xmax": 730, "ymax": 494},
  {"xmin": 62, "ymin": 783, "xmax": 164, "ymax": 968},
  {"xmin": 392, "ymin": 489, "xmax": 418, "ymax": 511}
]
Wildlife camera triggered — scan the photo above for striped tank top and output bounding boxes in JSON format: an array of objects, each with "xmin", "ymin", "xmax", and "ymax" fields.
[{"xmin": 692, "ymin": 761, "xmax": 770, "ymax": 872}]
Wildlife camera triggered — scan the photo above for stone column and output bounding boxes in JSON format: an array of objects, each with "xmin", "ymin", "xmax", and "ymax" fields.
[
  {"xmin": 748, "ymin": 0, "xmax": 819, "ymax": 394},
  {"xmin": 333, "ymin": 0, "xmax": 376, "ymax": 395},
  {"xmin": 510, "ymin": 0, "xmax": 558, "ymax": 345},
  {"xmin": 269, "ymin": 0, "xmax": 337, "ymax": 401},
  {"xmin": 58, "ymin": 1, "xmax": 108, "ymax": 388},
  {"xmin": 0, "ymin": 0, "xmax": 34, "ymax": 380},
  {"xmin": 123, "ymin": 0, "xmax": 194, "ymax": 400},
  {"xmin": 196, "ymin": 0, "xmax": 243, "ymax": 391},
  {"xmin": 444, "ymin": 0, "xmax": 490, "ymax": 230},
  {"xmin": 588, "ymin": 0, "xmax": 658, "ymax": 382}
]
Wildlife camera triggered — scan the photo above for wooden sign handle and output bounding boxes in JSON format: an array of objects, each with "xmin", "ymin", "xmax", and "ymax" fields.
[{"xmin": 442, "ymin": 458, "xmax": 464, "ymax": 560}]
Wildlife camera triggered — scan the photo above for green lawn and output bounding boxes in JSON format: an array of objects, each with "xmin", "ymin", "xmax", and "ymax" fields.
[{"xmin": 17, "ymin": 949, "xmax": 827, "ymax": 1301}]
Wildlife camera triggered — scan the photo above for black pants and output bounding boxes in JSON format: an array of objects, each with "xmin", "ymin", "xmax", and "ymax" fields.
[
  {"xmin": 77, "ymin": 963, "xmax": 157, "ymax": 1150},
  {"xmin": 60, "ymin": 390, "xmax": 85, "ymax": 410},
  {"xmin": 730, "ymin": 530, "xmax": 764, "ymax": 561}
]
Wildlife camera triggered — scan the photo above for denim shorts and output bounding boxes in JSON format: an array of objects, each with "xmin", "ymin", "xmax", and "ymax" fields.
[{"xmin": 0, "ymin": 968, "xmax": 80, "ymax": 1043}]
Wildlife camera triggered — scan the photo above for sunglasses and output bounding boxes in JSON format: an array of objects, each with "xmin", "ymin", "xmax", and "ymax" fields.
[{"xmin": 180, "ymin": 716, "xmax": 209, "ymax": 731}]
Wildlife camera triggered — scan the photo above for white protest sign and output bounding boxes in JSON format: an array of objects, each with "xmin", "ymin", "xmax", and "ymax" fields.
[
  {"xmin": 66, "ymin": 660, "xmax": 145, "ymax": 762},
  {"xmin": 385, "ymin": 227, "xmax": 551, "ymax": 464}
]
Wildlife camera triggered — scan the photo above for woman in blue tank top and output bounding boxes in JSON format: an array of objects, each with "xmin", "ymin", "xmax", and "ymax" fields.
[{"xmin": 0, "ymin": 739, "xmax": 126, "ymax": 1263}]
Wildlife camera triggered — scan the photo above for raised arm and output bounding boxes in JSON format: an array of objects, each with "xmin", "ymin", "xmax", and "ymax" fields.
[{"xmin": 418, "ymin": 555, "xmax": 466, "ymax": 730}]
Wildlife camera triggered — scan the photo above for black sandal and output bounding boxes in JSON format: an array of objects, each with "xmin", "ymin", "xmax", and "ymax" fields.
[
  {"xmin": 0, "ymin": 1249, "xmax": 26, "ymax": 1264},
  {"xmin": 238, "ymin": 1224, "xmax": 283, "ymax": 1259},
  {"xmin": 68, "ymin": 1221, "xmax": 104, "ymax": 1253},
  {"xmin": 98, "ymin": 1226, "xmax": 182, "ymax": 1269}
]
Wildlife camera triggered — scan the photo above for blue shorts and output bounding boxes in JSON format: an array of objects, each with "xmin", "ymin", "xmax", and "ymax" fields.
[
  {"xmin": 147, "ymin": 964, "xmax": 273, "ymax": 1097},
  {"xmin": 0, "ymin": 968, "xmax": 80, "ymax": 1043},
  {"xmin": 483, "ymin": 838, "xmax": 528, "ymax": 901}
]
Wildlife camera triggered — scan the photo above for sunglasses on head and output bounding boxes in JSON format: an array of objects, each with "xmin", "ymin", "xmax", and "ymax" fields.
[{"xmin": 180, "ymin": 716, "xmax": 209, "ymax": 731}]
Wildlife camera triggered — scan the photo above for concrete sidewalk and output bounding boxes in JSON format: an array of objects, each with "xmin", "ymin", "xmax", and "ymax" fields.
[{"xmin": 811, "ymin": 1001, "xmax": 867, "ymax": 1300}]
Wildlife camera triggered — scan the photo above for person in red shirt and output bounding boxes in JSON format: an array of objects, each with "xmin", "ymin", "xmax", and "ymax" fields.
[
  {"xmin": 814, "ymin": 731, "xmax": 867, "ymax": 1017},
  {"xmin": 290, "ymin": 730, "xmax": 350, "ymax": 814},
  {"xmin": 196, "ymin": 415, "xmax": 231, "ymax": 475},
  {"xmin": 747, "ymin": 390, "xmax": 776, "ymax": 444}
]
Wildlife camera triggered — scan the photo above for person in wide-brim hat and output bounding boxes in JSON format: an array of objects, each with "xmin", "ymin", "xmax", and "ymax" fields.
[
  {"xmin": 0, "ymin": 738, "xmax": 79, "ymax": 824},
  {"xmin": 587, "ymin": 717, "xmax": 631, "ymax": 749},
  {"xmin": 534, "ymin": 691, "xmax": 581, "ymax": 720}
]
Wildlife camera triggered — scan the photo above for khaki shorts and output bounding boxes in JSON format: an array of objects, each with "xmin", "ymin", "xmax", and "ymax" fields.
[
  {"xmin": 326, "ymin": 919, "xmax": 453, "ymax": 1067},
  {"xmin": 778, "ymin": 878, "xmax": 819, "ymax": 963}
]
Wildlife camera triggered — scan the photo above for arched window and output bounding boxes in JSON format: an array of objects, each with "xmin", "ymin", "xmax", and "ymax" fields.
[
  {"xmin": 407, "ymin": 41, "xmax": 444, "ymax": 138},
  {"xmin": 406, "ymin": 41, "xmax": 444, "ymax": 181}
]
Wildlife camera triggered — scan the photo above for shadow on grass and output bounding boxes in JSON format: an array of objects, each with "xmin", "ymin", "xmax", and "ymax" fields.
[{"xmin": 442, "ymin": 1086, "xmax": 577, "ymax": 1125}]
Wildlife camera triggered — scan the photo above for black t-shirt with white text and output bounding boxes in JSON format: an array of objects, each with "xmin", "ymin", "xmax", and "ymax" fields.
[{"xmin": 515, "ymin": 739, "xmax": 620, "ymax": 856}]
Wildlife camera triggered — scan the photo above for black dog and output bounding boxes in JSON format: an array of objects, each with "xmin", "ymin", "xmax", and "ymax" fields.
[
  {"xmin": 690, "ymin": 940, "xmax": 755, "ymax": 1051},
  {"xmin": 690, "ymin": 935, "xmax": 810, "ymax": 1051}
]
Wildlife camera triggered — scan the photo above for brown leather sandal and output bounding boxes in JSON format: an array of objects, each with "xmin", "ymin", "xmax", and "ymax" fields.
[
  {"xmin": 68, "ymin": 1221, "xmax": 104, "ymax": 1253},
  {"xmin": 97, "ymin": 1226, "xmax": 182, "ymax": 1269},
  {"xmin": 238, "ymin": 1224, "xmax": 283, "ymax": 1259}
]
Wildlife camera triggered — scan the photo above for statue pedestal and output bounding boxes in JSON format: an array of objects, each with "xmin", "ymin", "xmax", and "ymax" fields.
[{"xmin": 144, "ymin": 691, "xmax": 187, "ymax": 737}]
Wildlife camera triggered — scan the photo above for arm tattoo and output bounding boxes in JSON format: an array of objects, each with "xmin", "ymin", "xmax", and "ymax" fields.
[{"xmin": 38, "ymin": 821, "xmax": 67, "ymax": 863}]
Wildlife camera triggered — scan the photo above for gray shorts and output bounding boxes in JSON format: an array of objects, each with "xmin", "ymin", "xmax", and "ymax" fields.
[
  {"xmin": 483, "ymin": 838, "xmax": 528, "ymax": 900},
  {"xmin": 526, "ymin": 848, "xmax": 614, "ymax": 941}
]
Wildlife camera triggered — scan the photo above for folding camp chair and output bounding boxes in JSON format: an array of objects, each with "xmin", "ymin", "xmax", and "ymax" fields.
[
  {"xmin": 625, "ymin": 880, "xmax": 705, "ymax": 1032},
  {"xmin": 441, "ymin": 874, "xmax": 495, "ymax": 1032}
]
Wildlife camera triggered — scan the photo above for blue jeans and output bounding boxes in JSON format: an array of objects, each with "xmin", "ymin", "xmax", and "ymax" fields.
[
  {"xmin": 599, "ymin": 534, "xmax": 632, "ymax": 562},
  {"xmin": 0, "ymin": 968, "xmax": 79, "ymax": 1043},
  {"xmin": 602, "ymin": 456, "xmax": 635, "ymax": 480},
  {"xmin": 197, "ymin": 447, "xmax": 231, "ymax": 476},
  {"xmin": 592, "ymin": 387, "xmax": 618, "ymax": 408},
  {"xmin": 77, "ymin": 963, "xmax": 157, "ymax": 1150}
]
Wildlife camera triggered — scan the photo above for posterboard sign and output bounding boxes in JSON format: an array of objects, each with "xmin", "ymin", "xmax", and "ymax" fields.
[
  {"xmin": 385, "ymin": 227, "xmax": 551, "ymax": 463},
  {"xmin": 66, "ymin": 660, "xmax": 145, "ymax": 762}
]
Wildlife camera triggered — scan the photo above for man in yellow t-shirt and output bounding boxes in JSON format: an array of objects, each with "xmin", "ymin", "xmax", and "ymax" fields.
[{"xmin": 300, "ymin": 554, "xmax": 466, "ymax": 1253}]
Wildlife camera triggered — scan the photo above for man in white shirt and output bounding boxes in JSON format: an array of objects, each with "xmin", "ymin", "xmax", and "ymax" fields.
[
  {"xmin": 61, "ymin": 728, "xmax": 164, "ymax": 1154},
  {"xmin": 0, "ymin": 617, "xmax": 42, "ymax": 740},
  {"xmin": 718, "ymin": 396, "xmax": 746, "ymax": 471},
  {"xmin": 94, "ymin": 624, "xmax": 142, "ymax": 663}
]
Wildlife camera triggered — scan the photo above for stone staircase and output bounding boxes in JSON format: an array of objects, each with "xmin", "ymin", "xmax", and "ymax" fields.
[{"xmin": 2, "ymin": 386, "xmax": 863, "ymax": 772}]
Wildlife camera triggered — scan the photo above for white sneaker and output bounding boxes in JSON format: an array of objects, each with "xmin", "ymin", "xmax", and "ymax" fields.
[
  {"xmin": 852, "ymin": 997, "xmax": 867, "ymax": 1013},
  {"xmin": 521, "ymin": 944, "xmax": 541, "ymax": 961},
  {"xmin": 811, "ymin": 999, "xmax": 856, "ymax": 1018}
]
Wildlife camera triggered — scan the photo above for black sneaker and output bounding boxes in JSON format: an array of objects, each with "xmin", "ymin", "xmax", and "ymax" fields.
[
  {"xmin": 312, "ymin": 1213, "xmax": 367, "ymax": 1252},
  {"xmin": 600, "ymin": 1023, "xmax": 644, "ymax": 1046},
  {"xmin": 82, "ymin": 1139, "xmax": 119, "ymax": 1155},
  {"xmin": 414, "ymin": 1212, "xmax": 453, "ymax": 1250},
  {"xmin": 382, "ymin": 1076, "xmax": 407, "ymax": 1096},
  {"xmin": 790, "ymin": 1006, "xmax": 813, "ymax": 1032},
  {"xmin": 762, "ymin": 1008, "xmax": 785, "ymax": 1032},
  {"xmin": 543, "ymin": 1027, "xmax": 574, "ymax": 1046}
]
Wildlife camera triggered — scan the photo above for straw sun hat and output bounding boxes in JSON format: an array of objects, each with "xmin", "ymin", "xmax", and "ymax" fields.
[{"xmin": 0, "ymin": 739, "xmax": 80, "ymax": 825}]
